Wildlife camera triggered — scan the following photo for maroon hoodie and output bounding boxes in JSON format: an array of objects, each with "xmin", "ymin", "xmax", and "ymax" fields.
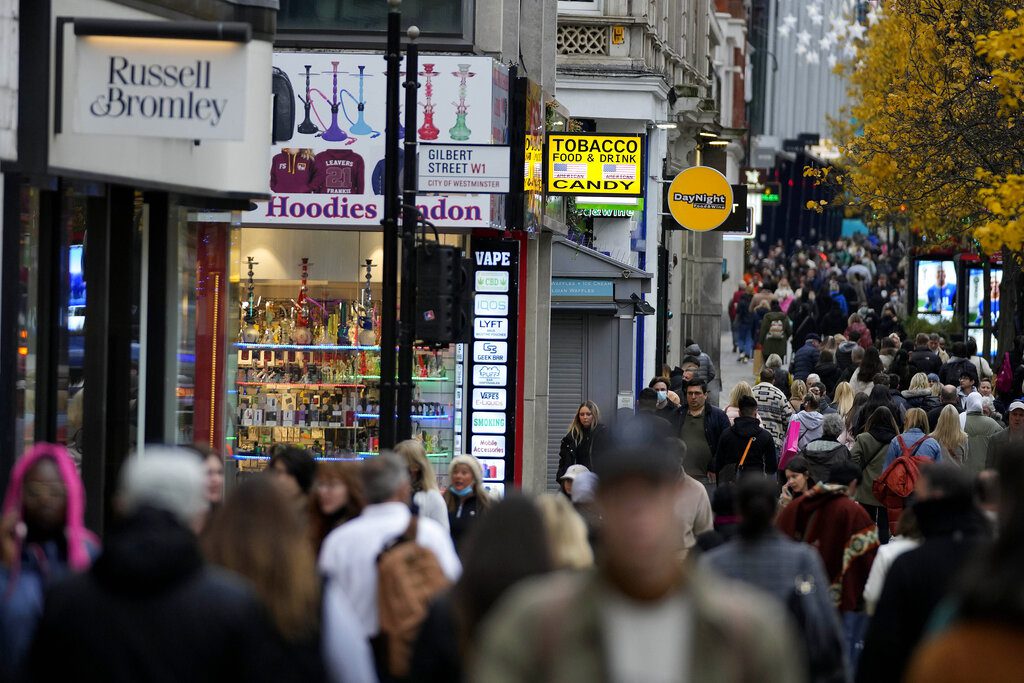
[
  {"xmin": 270, "ymin": 149, "xmax": 316, "ymax": 193},
  {"xmin": 313, "ymin": 149, "xmax": 365, "ymax": 195}
]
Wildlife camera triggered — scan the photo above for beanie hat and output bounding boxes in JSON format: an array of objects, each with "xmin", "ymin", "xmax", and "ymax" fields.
[
  {"xmin": 119, "ymin": 447, "xmax": 208, "ymax": 526},
  {"xmin": 449, "ymin": 454, "xmax": 484, "ymax": 486}
]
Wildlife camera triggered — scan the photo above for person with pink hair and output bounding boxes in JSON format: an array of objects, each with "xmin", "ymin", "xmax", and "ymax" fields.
[{"xmin": 0, "ymin": 443, "xmax": 97, "ymax": 679}]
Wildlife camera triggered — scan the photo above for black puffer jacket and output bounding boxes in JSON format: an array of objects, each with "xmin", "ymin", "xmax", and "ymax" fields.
[
  {"xmin": 798, "ymin": 439, "xmax": 852, "ymax": 483},
  {"xmin": 908, "ymin": 346, "xmax": 942, "ymax": 375},
  {"xmin": 29, "ymin": 508, "xmax": 294, "ymax": 683},
  {"xmin": 556, "ymin": 423, "xmax": 608, "ymax": 480},
  {"xmin": 713, "ymin": 416, "xmax": 778, "ymax": 477},
  {"xmin": 901, "ymin": 388, "xmax": 939, "ymax": 412}
]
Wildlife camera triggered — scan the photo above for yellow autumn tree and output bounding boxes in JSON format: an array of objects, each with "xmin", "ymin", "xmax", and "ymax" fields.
[{"xmin": 836, "ymin": 0, "xmax": 1023, "ymax": 351}]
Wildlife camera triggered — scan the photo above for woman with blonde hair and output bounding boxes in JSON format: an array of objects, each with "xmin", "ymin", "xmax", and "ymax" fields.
[
  {"xmin": 394, "ymin": 439, "xmax": 450, "ymax": 532},
  {"xmin": 725, "ymin": 381, "xmax": 763, "ymax": 426},
  {"xmin": 930, "ymin": 404, "xmax": 969, "ymax": 465},
  {"xmin": 556, "ymin": 401, "xmax": 608, "ymax": 483},
  {"xmin": 535, "ymin": 494, "xmax": 594, "ymax": 570},
  {"xmin": 789, "ymin": 379, "xmax": 808, "ymax": 414},
  {"xmin": 902, "ymin": 372, "xmax": 940, "ymax": 412},
  {"xmin": 445, "ymin": 455, "xmax": 493, "ymax": 552},
  {"xmin": 833, "ymin": 381, "xmax": 856, "ymax": 419}
]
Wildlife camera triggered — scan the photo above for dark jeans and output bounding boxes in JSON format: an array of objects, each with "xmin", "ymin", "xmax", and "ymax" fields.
[{"xmin": 860, "ymin": 503, "xmax": 890, "ymax": 544}]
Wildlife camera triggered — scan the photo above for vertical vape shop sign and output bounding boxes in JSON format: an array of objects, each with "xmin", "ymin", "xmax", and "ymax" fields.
[
  {"xmin": 466, "ymin": 238, "xmax": 519, "ymax": 495},
  {"xmin": 72, "ymin": 35, "xmax": 248, "ymax": 140}
]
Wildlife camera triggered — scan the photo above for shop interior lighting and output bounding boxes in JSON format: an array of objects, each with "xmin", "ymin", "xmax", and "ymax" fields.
[
  {"xmin": 654, "ymin": 122, "xmax": 678, "ymax": 129},
  {"xmin": 698, "ymin": 130, "xmax": 719, "ymax": 138},
  {"xmin": 708, "ymin": 139, "xmax": 730, "ymax": 146}
]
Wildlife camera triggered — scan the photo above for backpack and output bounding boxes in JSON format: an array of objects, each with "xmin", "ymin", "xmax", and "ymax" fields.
[
  {"xmin": 271, "ymin": 67, "xmax": 295, "ymax": 142},
  {"xmin": 377, "ymin": 516, "xmax": 451, "ymax": 677},
  {"xmin": 767, "ymin": 318, "xmax": 785, "ymax": 340},
  {"xmin": 736, "ymin": 295, "xmax": 752, "ymax": 323},
  {"xmin": 786, "ymin": 571, "xmax": 845, "ymax": 681},
  {"xmin": 872, "ymin": 437, "xmax": 932, "ymax": 535}
]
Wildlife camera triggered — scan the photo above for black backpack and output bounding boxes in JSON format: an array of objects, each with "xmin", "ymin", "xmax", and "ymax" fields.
[{"xmin": 271, "ymin": 66, "xmax": 295, "ymax": 142}]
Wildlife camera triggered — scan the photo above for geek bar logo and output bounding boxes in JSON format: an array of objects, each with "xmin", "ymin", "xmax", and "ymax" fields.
[{"xmin": 87, "ymin": 57, "xmax": 228, "ymax": 126}]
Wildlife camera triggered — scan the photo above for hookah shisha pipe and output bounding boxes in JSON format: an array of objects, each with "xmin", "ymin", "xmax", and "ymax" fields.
[
  {"xmin": 449, "ymin": 63, "xmax": 475, "ymax": 141},
  {"xmin": 418, "ymin": 64, "xmax": 440, "ymax": 141},
  {"xmin": 320, "ymin": 62, "xmax": 348, "ymax": 142},
  {"xmin": 348, "ymin": 66, "xmax": 375, "ymax": 136},
  {"xmin": 297, "ymin": 65, "xmax": 319, "ymax": 135},
  {"xmin": 305, "ymin": 62, "xmax": 381, "ymax": 141},
  {"xmin": 358, "ymin": 259, "xmax": 377, "ymax": 347},
  {"xmin": 292, "ymin": 258, "xmax": 313, "ymax": 345},
  {"xmin": 241, "ymin": 257, "xmax": 260, "ymax": 343}
]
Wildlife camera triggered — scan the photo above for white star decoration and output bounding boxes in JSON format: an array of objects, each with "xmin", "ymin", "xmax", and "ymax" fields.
[
  {"xmin": 778, "ymin": 24, "xmax": 792, "ymax": 38},
  {"xmin": 848, "ymin": 22, "xmax": 867, "ymax": 41},
  {"xmin": 807, "ymin": 5, "xmax": 824, "ymax": 25},
  {"xmin": 828, "ymin": 54, "xmax": 839, "ymax": 68},
  {"xmin": 867, "ymin": 6, "xmax": 883, "ymax": 26},
  {"xmin": 783, "ymin": 14, "xmax": 798, "ymax": 30},
  {"xmin": 843, "ymin": 41, "xmax": 859, "ymax": 59},
  {"xmin": 796, "ymin": 42, "xmax": 808, "ymax": 56},
  {"xmin": 805, "ymin": 51, "xmax": 821, "ymax": 65},
  {"xmin": 797, "ymin": 30, "xmax": 812, "ymax": 45},
  {"xmin": 819, "ymin": 34, "xmax": 834, "ymax": 50}
]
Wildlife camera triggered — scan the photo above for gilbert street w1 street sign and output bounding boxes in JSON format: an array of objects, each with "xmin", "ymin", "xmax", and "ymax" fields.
[
  {"xmin": 418, "ymin": 144, "xmax": 511, "ymax": 194},
  {"xmin": 667, "ymin": 166, "xmax": 734, "ymax": 231}
]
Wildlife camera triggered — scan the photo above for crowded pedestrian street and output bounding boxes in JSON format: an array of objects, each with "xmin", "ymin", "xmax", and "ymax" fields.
[{"xmin": 3, "ymin": 0, "xmax": 1024, "ymax": 681}]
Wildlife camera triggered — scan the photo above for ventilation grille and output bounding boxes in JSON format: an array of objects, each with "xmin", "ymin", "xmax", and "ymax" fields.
[{"xmin": 557, "ymin": 24, "xmax": 608, "ymax": 55}]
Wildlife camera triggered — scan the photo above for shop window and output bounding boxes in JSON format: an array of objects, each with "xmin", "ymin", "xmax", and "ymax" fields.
[
  {"xmin": 278, "ymin": 0, "xmax": 470, "ymax": 38},
  {"xmin": 229, "ymin": 228, "xmax": 463, "ymax": 478},
  {"xmin": 558, "ymin": 0, "xmax": 602, "ymax": 15}
]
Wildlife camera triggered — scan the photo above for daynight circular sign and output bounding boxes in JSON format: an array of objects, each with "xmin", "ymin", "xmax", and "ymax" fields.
[{"xmin": 667, "ymin": 166, "xmax": 733, "ymax": 231}]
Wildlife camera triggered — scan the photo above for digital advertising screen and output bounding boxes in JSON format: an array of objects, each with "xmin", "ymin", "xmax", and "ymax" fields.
[
  {"xmin": 967, "ymin": 328, "xmax": 999, "ymax": 359},
  {"xmin": 916, "ymin": 260, "xmax": 957, "ymax": 320},
  {"xmin": 967, "ymin": 267, "xmax": 1002, "ymax": 327}
]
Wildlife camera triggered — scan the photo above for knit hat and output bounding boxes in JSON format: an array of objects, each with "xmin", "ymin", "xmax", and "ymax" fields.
[
  {"xmin": 118, "ymin": 447, "xmax": 208, "ymax": 526},
  {"xmin": 449, "ymin": 454, "xmax": 483, "ymax": 486}
]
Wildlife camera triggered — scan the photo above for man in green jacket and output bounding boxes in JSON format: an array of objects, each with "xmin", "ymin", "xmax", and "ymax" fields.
[{"xmin": 473, "ymin": 420, "xmax": 803, "ymax": 683}]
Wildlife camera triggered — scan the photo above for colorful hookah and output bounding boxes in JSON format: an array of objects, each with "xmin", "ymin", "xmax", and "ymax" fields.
[
  {"xmin": 449, "ymin": 63, "xmax": 475, "ymax": 141},
  {"xmin": 358, "ymin": 259, "xmax": 377, "ymax": 347},
  {"xmin": 240, "ymin": 257, "xmax": 260, "ymax": 343},
  {"xmin": 321, "ymin": 62, "xmax": 348, "ymax": 142},
  {"xmin": 292, "ymin": 258, "xmax": 313, "ymax": 345},
  {"xmin": 347, "ymin": 65, "xmax": 374, "ymax": 136},
  {"xmin": 418, "ymin": 63, "xmax": 440, "ymax": 141},
  {"xmin": 297, "ymin": 65, "xmax": 319, "ymax": 135}
]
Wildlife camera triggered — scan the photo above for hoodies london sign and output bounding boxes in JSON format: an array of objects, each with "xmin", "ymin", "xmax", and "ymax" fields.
[
  {"xmin": 667, "ymin": 166, "xmax": 734, "ymax": 231},
  {"xmin": 73, "ymin": 36, "xmax": 247, "ymax": 141}
]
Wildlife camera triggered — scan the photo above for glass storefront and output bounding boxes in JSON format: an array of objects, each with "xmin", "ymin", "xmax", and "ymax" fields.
[
  {"xmin": 227, "ymin": 227, "xmax": 463, "ymax": 480},
  {"xmin": 15, "ymin": 186, "xmax": 40, "ymax": 455}
]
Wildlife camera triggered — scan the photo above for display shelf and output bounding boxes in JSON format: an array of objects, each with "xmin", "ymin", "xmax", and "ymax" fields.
[
  {"xmin": 237, "ymin": 382, "xmax": 366, "ymax": 389},
  {"xmin": 235, "ymin": 343, "xmax": 381, "ymax": 352},
  {"xmin": 232, "ymin": 451, "xmax": 453, "ymax": 461},
  {"xmin": 354, "ymin": 413, "xmax": 451, "ymax": 421},
  {"xmin": 357, "ymin": 375, "xmax": 452, "ymax": 382},
  {"xmin": 239, "ymin": 424, "xmax": 362, "ymax": 429}
]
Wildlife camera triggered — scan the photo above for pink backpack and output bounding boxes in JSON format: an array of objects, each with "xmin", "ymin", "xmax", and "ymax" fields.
[{"xmin": 996, "ymin": 352, "xmax": 1014, "ymax": 394}]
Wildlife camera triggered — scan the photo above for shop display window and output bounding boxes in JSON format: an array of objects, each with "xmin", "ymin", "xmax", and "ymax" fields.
[
  {"xmin": 14, "ymin": 186, "xmax": 40, "ymax": 455},
  {"xmin": 230, "ymin": 228, "xmax": 462, "ymax": 478}
]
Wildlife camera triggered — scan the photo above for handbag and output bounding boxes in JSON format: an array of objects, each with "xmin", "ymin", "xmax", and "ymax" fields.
[
  {"xmin": 718, "ymin": 437, "xmax": 755, "ymax": 484},
  {"xmin": 778, "ymin": 420, "xmax": 801, "ymax": 471}
]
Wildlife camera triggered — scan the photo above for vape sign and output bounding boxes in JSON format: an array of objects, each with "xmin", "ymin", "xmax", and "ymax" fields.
[{"xmin": 465, "ymin": 238, "xmax": 519, "ymax": 490}]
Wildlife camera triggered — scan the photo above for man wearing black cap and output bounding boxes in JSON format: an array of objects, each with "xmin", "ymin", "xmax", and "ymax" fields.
[
  {"xmin": 792, "ymin": 333, "xmax": 822, "ymax": 382},
  {"xmin": 474, "ymin": 422, "xmax": 802, "ymax": 683}
]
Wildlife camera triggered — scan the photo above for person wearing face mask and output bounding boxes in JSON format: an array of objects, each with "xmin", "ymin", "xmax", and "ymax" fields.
[
  {"xmin": 444, "ymin": 456, "xmax": 492, "ymax": 553},
  {"xmin": 556, "ymin": 401, "xmax": 609, "ymax": 483},
  {"xmin": 648, "ymin": 376, "xmax": 682, "ymax": 424}
]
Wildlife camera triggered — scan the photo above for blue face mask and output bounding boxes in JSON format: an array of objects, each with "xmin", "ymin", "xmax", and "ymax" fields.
[
  {"xmin": 657, "ymin": 390, "xmax": 668, "ymax": 402},
  {"xmin": 450, "ymin": 484, "xmax": 473, "ymax": 497}
]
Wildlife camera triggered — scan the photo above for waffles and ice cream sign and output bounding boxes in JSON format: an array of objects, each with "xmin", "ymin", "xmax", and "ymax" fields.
[{"xmin": 73, "ymin": 36, "xmax": 247, "ymax": 140}]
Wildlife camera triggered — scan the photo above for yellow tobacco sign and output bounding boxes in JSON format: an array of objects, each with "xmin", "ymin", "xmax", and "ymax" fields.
[
  {"xmin": 667, "ymin": 166, "xmax": 734, "ymax": 231},
  {"xmin": 546, "ymin": 133, "xmax": 644, "ymax": 197}
]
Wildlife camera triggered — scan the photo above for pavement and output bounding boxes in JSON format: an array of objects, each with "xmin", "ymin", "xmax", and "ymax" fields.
[{"xmin": 718, "ymin": 326, "xmax": 758, "ymax": 408}]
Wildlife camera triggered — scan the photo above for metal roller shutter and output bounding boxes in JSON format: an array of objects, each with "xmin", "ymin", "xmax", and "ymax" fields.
[{"xmin": 547, "ymin": 313, "xmax": 586, "ymax": 490}]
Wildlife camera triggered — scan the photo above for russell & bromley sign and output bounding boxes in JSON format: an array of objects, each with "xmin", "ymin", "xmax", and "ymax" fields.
[{"xmin": 72, "ymin": 31, "xmax": 248, "ymax": 141}]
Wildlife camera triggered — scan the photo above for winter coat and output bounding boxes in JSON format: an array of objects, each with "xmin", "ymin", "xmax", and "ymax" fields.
[
  {"xmin": 685, "ymin": 344, "xmax": 717, "ymax": 383},
  {"xmin": 908, "ymin": 347, "xmax": 941, "ymax": 375},
  {"xmin": 792, "ymin": 342, "xmax": 821, "ymax": 381},
  {"xmin": 792, "ymin": 411, "xmax": 825, "ymax": 449},
  {"xmin": 884, "ymin": 429, "xmax": 943, "ymax": 467},
  {"xmin": 963, "ymin": 412, "xmax": 1004, "ymax": 476},
  {"xmin": 845, "ymin": 322, "xmax": 873, "ymax": 350},
  {"xmin": 776, "ymin": 484, "xmax": 880, "ymax": 612},
  {"xmin": 798, "ymin": 438, "xmax": 852, "ymax": 483},
  {"xmin": 473, "ymin": 567, "xmax": 805, "ymax": 683},
  {"xmin": 753, "ymin": 382, "xmax": 795, "ymax": 450},
  {"xmin": 677, "ymin": 404, "xmax": 731, "ymax": 458},
  {"xmin": 901, "ymin": 389, "xmax": 939, "ymax": 412},
  {"xmin": 940, "ymin": 357, "xmax": 978, "ymax": 387},
  {"xmin": 835, "ymin": 341, "xmax": 859, "ymax": 374},
  {"xmin": 713, "ymin": 416, "xmax": 778, "ymax": 477},
  {"xmin": 772, "ymin": 368, "xmax": 792, "ymax": 395},
  {"xmin": 849, "ymin": 429, "xmax": 897, "ymax": 507},
  {"xmin": 857, "ymin": 497, "xmax": 991, "ymax": 683},
  {"xmin": 758, "ymin": 312, "xmax": 791, "ymax": 361},
  {"xmin": 556, "ymin": 424, "xmax": 608, "ymax": 480},
  {"xmin": 445, "ymin": 493, "xmax": 487, "ymax": 553},
  {"xmin": 986, "ymin": 427, "xmax": 1024, "ymax": 470},
  {"xmin": 410, "ymin": 591, "xmax": 462, "ymax": 683},
  {"xmin": 813, "ymin": 361, "xmax": 841, "ymax": 396},
  {"xmin": 28, "ymin": 507, "xmax": 294, "ymax": 683}
]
